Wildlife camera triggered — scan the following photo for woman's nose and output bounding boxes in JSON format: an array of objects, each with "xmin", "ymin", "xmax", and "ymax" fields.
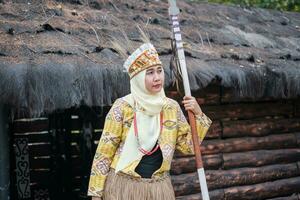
[{"xmin": 153, "ymin": 72, "xmax": 160, "ymax": 81}]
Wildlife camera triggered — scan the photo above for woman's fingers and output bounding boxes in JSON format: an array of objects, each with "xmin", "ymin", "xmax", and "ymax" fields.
[
  {"xmin": 184, "ymin": 106, "xmax": 193, "ymax": 111},
  {"xmin": 183, "ymin": 101, "xmax": 196, "ymax": 110},
  {"xmin": 183, "ymin": 95, "xmax": 194, "ymax": 101},
  {"xmin": 182, "ymin": 96, "xmax": 202, "ymax": 115},
  {"xmin": 182, "ymin": 100, "xmax": 195, "ymax": 104},
  {"xmin": 182, "ymin": 99, "xmax": 196, "ymax": 107}
]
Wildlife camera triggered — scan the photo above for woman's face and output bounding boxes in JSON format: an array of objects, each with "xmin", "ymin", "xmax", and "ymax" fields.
[{"xmin": 144, "ymin": 65, "xmax": 164, "ymax": 94}]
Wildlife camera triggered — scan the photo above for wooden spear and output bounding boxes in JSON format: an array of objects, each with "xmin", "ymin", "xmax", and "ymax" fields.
[{"xmin": 168, "ymin": 1, "xmax": 210, "ymax": 199}]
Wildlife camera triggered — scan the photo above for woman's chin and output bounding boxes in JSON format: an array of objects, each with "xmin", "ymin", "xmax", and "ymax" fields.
[{"xmin": 150, "ymin": 87, "xmax": 162, "ymax": 94}]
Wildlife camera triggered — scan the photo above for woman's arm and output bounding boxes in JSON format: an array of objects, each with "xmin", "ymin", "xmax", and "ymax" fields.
[
  {"xmin": 87, "ymin": 99, "xmax": 124, "ymax": 198},
  {"xmin": 176, "ymin": 96, "xmax": 212, "ymax": 154}
]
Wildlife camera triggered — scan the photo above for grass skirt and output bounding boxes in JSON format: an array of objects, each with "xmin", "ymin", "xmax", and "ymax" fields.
[{"xmin": 103, "ymin": 169, "xmax": 176, "ymax": 200}]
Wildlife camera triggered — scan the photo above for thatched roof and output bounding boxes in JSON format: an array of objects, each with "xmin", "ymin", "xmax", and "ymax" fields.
[{"xmin": 1, "ymin": 0, "xmax": 300, "ymax": 117}]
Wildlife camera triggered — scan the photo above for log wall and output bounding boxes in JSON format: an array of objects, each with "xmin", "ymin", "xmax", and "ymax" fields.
[
  {"xmin": 168, "ymin": 84, "xmax": 300, "ymax": 199},
  {"xmin": 10, "ymin": 84, "xmax": 300, "ymax": 200}
]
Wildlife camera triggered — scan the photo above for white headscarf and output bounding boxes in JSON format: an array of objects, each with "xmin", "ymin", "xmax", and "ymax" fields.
[{"xmin": 115, "ymin": 69, "xmax": 166, "ymax": 172}]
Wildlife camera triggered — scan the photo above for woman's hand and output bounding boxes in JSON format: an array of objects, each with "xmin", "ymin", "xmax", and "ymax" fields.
[{"xmin": 182, "ymin": 96, "xmax": 203, "ymax": 116}]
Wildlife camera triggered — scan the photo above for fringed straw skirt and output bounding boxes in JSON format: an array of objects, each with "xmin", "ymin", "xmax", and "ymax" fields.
[{"xmin": 103, "ymin": 169, "xmax": 176, "ymax": 200}]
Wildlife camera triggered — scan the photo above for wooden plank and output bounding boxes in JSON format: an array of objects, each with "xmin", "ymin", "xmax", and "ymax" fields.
[
  {"xmin": 29, "ymin": 174, "xmax": 82, "ymax": 191},
  {"xmin": 28, "ymin": 143, "xmax": 82, "ymax": 157},
  {"xmin": 12, "ymin": 119, "xmax": 48, "ymax": 134},
  {"xmin": 15, "ymin": 132, "xmax": 51, "ymax": 143},
  {"xmin": 14, "ymin": 131, "xmax": 102, "ymax": 144},
  {"xmin": 29, "ymin": 156, "xmax": 81, "ymax": 169},
  {"xmin": 12, "ymin": 117, "xmax": 105, "ymax": 135},
  {"xmin": 175, "ymin": 133, "xmax": 298, "ymax": 157},
  {"xmin": 206, "ymin": 121, "xmax": 221, "ymax": 139},
  {"xmin": 202, "ymin": 102, "xmax": 294, "ymax": 120},
  {"xmin": 28, "ymin": 144, "xmax": 52, "ymax": 156},
  {"xmin": 208, "ymin": 164, "xmax": 300, "ymax": 190},
  {"xmin": 172, "ymin": 163, "xmax": 300, "ymax": 196},
  {"xmin": 166, "ymin": 84, "xmax": 221, "ymax": 105},
  {"xmin": 173, "ymin": 148, "xmax": 300, "ymax": 172},
  {"xmin": 71, "ymin": 118, "xmax": 105, "ymax": 130},
  {"xmin": 193, "ymin": 84, "xmax": 221, "ymax": 105},
  {"xmin": 224, "ymin": 176, "xmax": 300, "ymax": 200},
  {"xmin": 29, "ymin": 157, "xmax": 51, "ymax": 169},
  {"xmin": 0, "ymin": 105, "xmax": 10, "ymax": 200},
  {"xmin": 222, "ymin": 118, "xmax": 300, "ymax": 138},
  {"xmin": 221, "ymin": 87, "xmax": 283, "ymax": 103},
  {"xmin": 30, "ymin": 171, "xmax": 79, "ymax": 191},
  {"xmin": 296, "ymin": 133, "xmax": 300, "ymax": 147},
  {"xmin": 200, "ymin": 133, "xmax": 299, "ymax": 155},
  {"xmin": 176, "ymin": 179, "xmax": 300, "ymax": 200},
  {"xmin": 176, "ymin": 189, "xmax": 225, "ymax": 200},
  {"xmin": 171, "ymin": 154, "xmax": 222, "ymax": 174},
  {"xmin": 30, "ymin": 170, "xmax": 51, "ymax": 184},
  {"xmin": 295, "ymin": 100, "xmax": 300, "ymax": 117},
  {"xmin": 30, "ymin": 170, "xmax": 81, "ymax": 185},
  {"xmin": 265, "ymin": 193, "xmax": 300, "ymax": 200},
  {"xmin": 223, "ymin": 149, "xmax": 300, "ymax": 169}
]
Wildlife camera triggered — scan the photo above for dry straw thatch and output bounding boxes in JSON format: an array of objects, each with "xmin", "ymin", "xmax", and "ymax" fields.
[{"xmin": 0, "ymin": 0, "xmax": 300, "ymax": 117}]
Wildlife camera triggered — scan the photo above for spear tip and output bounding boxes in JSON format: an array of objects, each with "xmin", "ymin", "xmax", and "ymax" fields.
[{"xmin": 168, "ymin": 0, "xmax": 180, "ymax": 15}]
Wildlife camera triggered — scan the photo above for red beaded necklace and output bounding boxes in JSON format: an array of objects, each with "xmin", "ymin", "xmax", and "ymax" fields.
[{"xmin": 133, "ymin": 112, "xmax": 163, "ymax": 155}]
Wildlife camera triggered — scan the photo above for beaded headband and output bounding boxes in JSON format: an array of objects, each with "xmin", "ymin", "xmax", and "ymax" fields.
[{"xmin": 123, "ymin": 43, "xmax": 162, "ymax": 79}]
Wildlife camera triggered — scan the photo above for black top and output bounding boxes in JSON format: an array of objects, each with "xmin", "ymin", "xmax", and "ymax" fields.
[{"xmin": 134, "ymin": 145, "xmax": 163, "ymax": 178}]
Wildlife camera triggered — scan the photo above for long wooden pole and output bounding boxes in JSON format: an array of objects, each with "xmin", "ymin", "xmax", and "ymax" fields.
[{"xmin": 168, "ymin": 1, "xmax": 210, "ymax": 199}]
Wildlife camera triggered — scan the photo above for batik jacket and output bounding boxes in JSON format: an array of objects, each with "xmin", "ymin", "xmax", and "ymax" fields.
[{"xmin": 88, "ymin": 97, "xmax": 212, "ymax": 197}]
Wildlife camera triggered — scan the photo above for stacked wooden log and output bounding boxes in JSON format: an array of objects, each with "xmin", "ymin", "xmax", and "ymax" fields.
[{"xmin": 167, "ymin": 84, "xmax": 300, "ymax": 200}]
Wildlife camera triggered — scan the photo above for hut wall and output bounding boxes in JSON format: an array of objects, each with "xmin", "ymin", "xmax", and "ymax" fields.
[
  {"xmin": 10, "ymin": 107, "xmax": 109, "ymax": 200},
  {"xmin": 168, "ymin": 84, "xmax": 300, "ymax": 200},
  {"xmin": 9, "ymin": 85, "xmax": 300, "ymax": 200}
]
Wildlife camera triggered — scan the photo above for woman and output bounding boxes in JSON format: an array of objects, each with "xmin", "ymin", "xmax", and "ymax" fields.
[{"xmin": 88, "ymin": 43, "xmax": 212, "ymax": 200}]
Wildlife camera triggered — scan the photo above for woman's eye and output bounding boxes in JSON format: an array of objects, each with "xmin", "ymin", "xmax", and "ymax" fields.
[{"xmin": 146, "ymin": 71, "xmax": 153, "ymax": 75}]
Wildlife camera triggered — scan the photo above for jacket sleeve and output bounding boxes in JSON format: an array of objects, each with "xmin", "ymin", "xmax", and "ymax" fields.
[
  {"xmin": 176, "ymin": 105, "xmax": 212, "ymax": 155},
  {"xmin": 87, "ymin": 99, "xmax": 123, "ymax": 197}
]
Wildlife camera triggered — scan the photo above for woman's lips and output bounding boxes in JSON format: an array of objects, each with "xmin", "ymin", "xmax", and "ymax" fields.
[{"xmin": 153, "ymin": 84, "xmax": 161, "ymax": 89}]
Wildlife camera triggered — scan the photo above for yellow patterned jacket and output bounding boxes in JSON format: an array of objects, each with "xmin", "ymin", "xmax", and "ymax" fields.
[{"xmin": 88, "ymin": 97, "xmax": 212, "ymax": 197}]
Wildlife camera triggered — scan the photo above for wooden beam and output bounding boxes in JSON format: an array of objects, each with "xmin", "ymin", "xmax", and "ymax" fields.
[
  {"xmin": 223, "ymin": 149, "xmax": 300, "ymax": 169},
  {"xmin": 205, "ymin": 121, "xmax": 222, "ymax": 139},
  {"xmin": 176, "ymin": 189, "xmax": 225, "ymax": 200},
  {"xmin": 295, "ymin": 100, "xmax": 300, "ymax": 117},
  {"xmin": 222, "ymin": 118, "xmax": 300, "ymax": 138},
  {"xmin": 171, "ymin": 154, "xmax": 223, "ymax": 174},
  {"xmin": 202, "ymin": 102, "xmax": 293, "ymax": 120},
  {"xmin": 176, "ymin": 192, "xmax": 300, "ymax": 200},
  {"xmin": 224, "ymin": 176, "xmax": 300, "ymax": 200},
  {"xmin": 175, "ymin": 177, "xmax": 300, "ymax": 200},
  {"xmin": 0, "ymin": 105, "xmax": 10, "ymax": 200},
  {"xmin": 265, "ymin": 193, "xmax": 300, "ymax": 200},
  {"xmin": 175, "ymin": 132, "xmax": 299, "ymax": 157},
  {"xmin": 11, "ymin": 118, "xmax": 48, "ymax": 134},
  {"xmin": 172, "ymin": 163, "xmax": 300, "ymax": 196},
  {"xmin": 201, "ymin": 133, "xmax": 299, "ymax": 155},
  {"xmin": 166, "ymin": 84, "xmax": 221, "ymax": 105},
  {"xmin": 220, "ymin": 87, "xmax": 296, "ymax": 104},
  {"xmin": 172, "ymin": 148, "xmax": 300, "ymax": 172}
]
